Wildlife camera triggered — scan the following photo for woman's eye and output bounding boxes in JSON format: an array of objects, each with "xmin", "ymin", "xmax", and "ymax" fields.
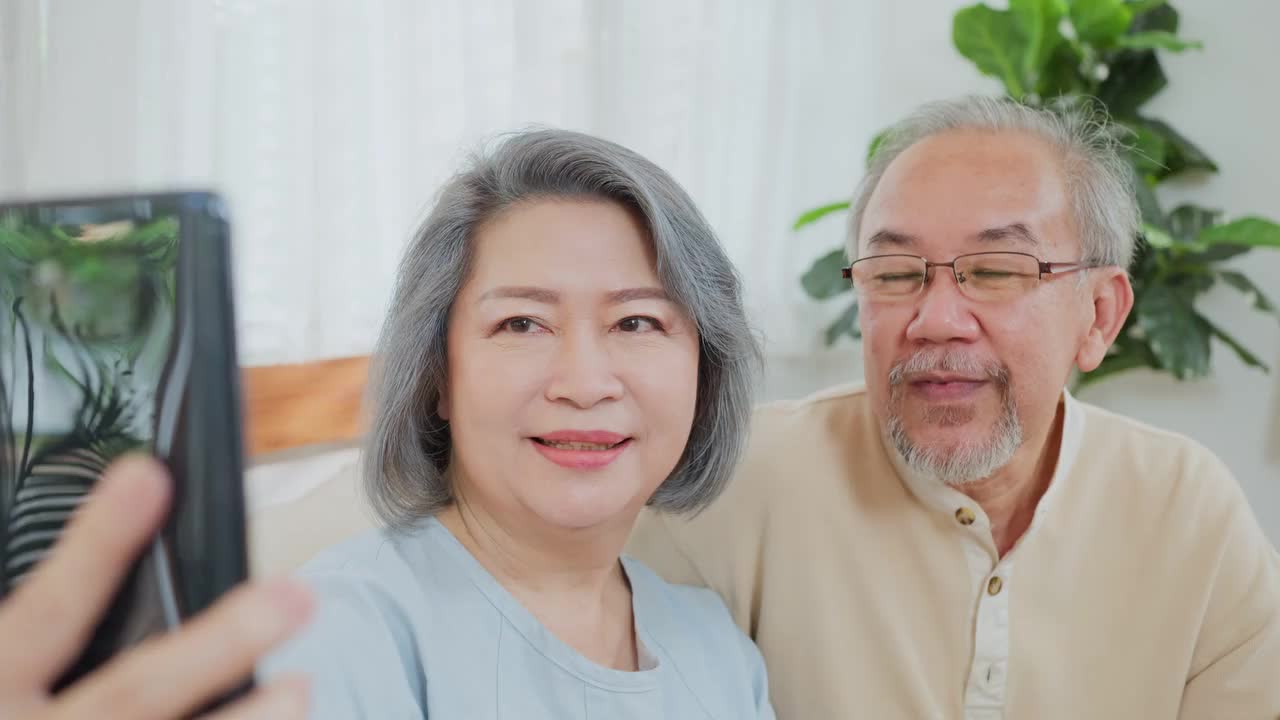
[
  {"xmin": 617, "ymin": 316, "xmax": 662, "ymax": 333},
  {"xmin": 500, "ymin": 317, "xmax": 544, "ymax": 334}
]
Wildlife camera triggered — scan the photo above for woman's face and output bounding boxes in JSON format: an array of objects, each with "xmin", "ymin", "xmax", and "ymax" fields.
[{"xmin": 441, "ymin": 199, "xmax": 700, "ymax": 535}]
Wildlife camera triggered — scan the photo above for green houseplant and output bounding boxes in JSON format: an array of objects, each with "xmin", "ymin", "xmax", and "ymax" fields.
[{"xmin": 796, "ymin": 0, "xmax": 1280, "ymax": 387}]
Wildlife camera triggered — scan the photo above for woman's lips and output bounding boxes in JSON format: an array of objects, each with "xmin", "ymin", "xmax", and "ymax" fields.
[{"xmin": 529, "ymin": 431, "xmax": 632, "ymax": 470}]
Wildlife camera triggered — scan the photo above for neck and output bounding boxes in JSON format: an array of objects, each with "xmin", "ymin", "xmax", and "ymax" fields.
[
  {"xmin": 438, "ymin": 492, "xmax": 628, "ymax": 596},
  {"xmin": 436, "ymin": 487, "xmax": 639, "ymax": 670},
  {"xmin": 957, "ymin": 399, "xmax": 1064, "ymax": 557}
]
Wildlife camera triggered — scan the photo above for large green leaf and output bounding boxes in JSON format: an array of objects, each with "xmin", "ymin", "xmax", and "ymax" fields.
[
  {"xmin": 1139, "ymin": 117, "xmax": 1218, "ymax": 175},
  {"xmin": 1141, "ymin": 222, "xmax": 1175, "ymax": 249},
  {"xmin": 1114, "ymin": 30, "xmax": 1201, "ymax": 52},
  {"xmin": 954, "ymin": 0, "xmax": 1070, "ymax": 99},
  {"xmin": 1070, "ymin": 0, "xmax": 1133, "ymax": 46},
  {"xmin": 1133, "ymin": 174, "xmax": 1165, "ymax": 228},
  {"xmin": 1198, "ymin": 217, "xmax": 1280, "ymax": 249},
  {"xmin": 954, "ymin": 4, "xmax": 1029, "ymax": 97},
  {"xmin": 1167, "ymin": 204, "xmax": 1222, "ymax": 243},
  {"xmin": 801, "ymin": 248, "xmax": 852, "ymax": 300},
  {"xmin": 1129, "ymin": 1, "xmax": 1178, "ymax": 33},
  {"xmin": 1203, "ymin": 315, "xmax": 1270, "ymax": 371},
  {"xmin": 793, "ymin": 202, "xmax": 850, "ymax": 231},
  {"xmin": 1078, "ymin": 340, "xmax": 1157, "ymax": 387},
  {"xmin": 1098, "ymin": 50, "xmax": 1167, "ymax": 118},
  {"xmin": 1218, "ymin": 270, "xmax": 1278, "ymax": 314},
  {"xmin": 1038, "ymin": 41, "xmax": 1087, "ymax": 97},
  {"xmin": 1125, "ymin": 0, "xmax": 1167, "ymax": 14},
  {"xmin": 1125, "ymin": 122, "xmax": 1168, "ymax": 177},
  {"xmin": 1010, "ymin": 0, "xmax": 1067, "ymax": 91},
  {"xmin": 1184, "ymin": 243, "xmax": 1250, "ymax": 263},
  {"xmin": 824, "ymin": 300, "xmax": 861, "ymax": 345},
  {"xmin": 1137, "ymin": 284, "xmax": 1211, "ymax": 379}
]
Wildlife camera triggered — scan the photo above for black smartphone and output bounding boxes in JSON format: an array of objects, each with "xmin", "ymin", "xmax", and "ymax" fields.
[{"xmin": 0, "ymin": 192, "xmax": 250, "ymax": 700}]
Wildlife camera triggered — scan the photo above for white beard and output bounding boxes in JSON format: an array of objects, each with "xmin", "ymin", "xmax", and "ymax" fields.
[{"xmin": 884, "ymin": 349, "xmax": 1024, "ymax": 487}]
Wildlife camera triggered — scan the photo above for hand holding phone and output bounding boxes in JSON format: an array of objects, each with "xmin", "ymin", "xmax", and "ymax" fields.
[
  {"xmin": 0, "ymin": 455, "xmax": 312, "ymax": 720},
  {"xmin": 1, "ymin": 192, "xmax": 289, "ymax": 714}
]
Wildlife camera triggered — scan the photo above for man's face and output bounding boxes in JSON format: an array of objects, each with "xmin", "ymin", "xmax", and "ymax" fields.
[{"xmin": 857, "ymin": 129, "xmax": 1109, "ymax": 484}]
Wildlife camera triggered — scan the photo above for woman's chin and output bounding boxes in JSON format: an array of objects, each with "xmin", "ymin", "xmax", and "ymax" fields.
[{"xmin": 525, "ymin": 488, "xmax": 645, "ymax": 534}]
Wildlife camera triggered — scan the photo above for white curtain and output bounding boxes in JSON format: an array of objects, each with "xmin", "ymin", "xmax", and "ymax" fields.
[{"xmin": 0, "ymin": 0, "xmax": 932, "ymax": 366}]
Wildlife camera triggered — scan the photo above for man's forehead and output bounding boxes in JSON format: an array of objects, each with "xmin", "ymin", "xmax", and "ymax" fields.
[{"xmin": 859, "ymin": 133, "xmax": 1074, "ymax": 254}]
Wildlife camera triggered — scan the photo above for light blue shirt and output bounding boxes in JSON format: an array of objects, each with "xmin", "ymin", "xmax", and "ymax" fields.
[{"xmin": 260, "ymin": 517, "xmax": 775, "ymax": 719}]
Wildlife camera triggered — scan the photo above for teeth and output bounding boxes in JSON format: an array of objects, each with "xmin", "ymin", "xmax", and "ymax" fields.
[{"xmin": 539, "ymin": 440, "xmax": 617, "ymax": 451}]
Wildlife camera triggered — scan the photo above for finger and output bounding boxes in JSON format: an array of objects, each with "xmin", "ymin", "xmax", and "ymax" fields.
[
  {"xmin": 57, "ymin": 578, "xmax": 313, "ymax": 720},
  {"xmin": 0, "ymin": 454, "xmax": 171, "ymax": 691},
  {"xmin": 196, "ymin": 675, "xmax": 310, "ymax": 720}
]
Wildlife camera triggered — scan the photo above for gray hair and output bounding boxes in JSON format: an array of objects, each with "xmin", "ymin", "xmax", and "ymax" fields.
[
  {"xmin": 363, "ymin": 128, "xmax": 761, "ymax": 529},
  {"xmin": 848, "ymin": 95, "xmax": 1140, "ymax": 268}
]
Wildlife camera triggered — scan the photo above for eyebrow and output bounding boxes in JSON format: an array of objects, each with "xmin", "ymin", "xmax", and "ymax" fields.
[
  {"xmin": 973, "ymin": 222, "xmax": 1039, "ymax": 246},
  {"xmin": 479, "ymin": 286, "xmax": 560, "ymax": 304},
  {"xmin": 477, "ymin": 286, "xmax": 671, "ymax": 305},
  {"xmin": 864, "ymin": 229, "xmax": 919, "ymax": 249},
  {"xmin": 863, "ymin": 223, "xmax": 1039, "ymax": 251},
  {"xmin": 605, "ymin": 287, "xmax": 670, "ymax": 304}
]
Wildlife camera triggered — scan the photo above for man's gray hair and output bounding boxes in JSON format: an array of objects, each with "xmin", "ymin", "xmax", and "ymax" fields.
[
  {"xmin": 848, "ymin": 95, "xmax": 1141, "ymax": 268},
  {"xmin": 363, "ymin": 128, "xmax": 762, "ymax": 529}
]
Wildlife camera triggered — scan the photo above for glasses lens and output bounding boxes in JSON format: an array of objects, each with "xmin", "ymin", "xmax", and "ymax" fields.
[
  {"xmin": 850, "ymin": 256, "xmax": 926, "ymax": 299},
  {"xmin": 955, "ymin": 253, "xmax": 1039, "ymax": 300}
]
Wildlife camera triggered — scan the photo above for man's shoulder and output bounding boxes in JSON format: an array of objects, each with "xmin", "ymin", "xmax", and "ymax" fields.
[
  {"xmin": 677, "ymin": 382, "xmax": 887, "ymax": 522},
  {"xmin": 1071, "ymin": 398, "xmax": 1245, "ymax": 519},
  {"xmin": 750, "ymin": 381, "xmax": 874, "ymax": 438},
  {"xmin": 1075, "ymin": 399, "xmax": 1229, "ymax": 474}
]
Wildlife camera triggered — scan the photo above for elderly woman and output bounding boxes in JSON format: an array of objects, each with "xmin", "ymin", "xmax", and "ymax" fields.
[{"xmin": 259, "ymin": 129, "xmax": 773, "ymax": 718}]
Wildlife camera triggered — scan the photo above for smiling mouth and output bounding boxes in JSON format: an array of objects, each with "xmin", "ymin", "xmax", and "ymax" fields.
[{"xmin": 532, "ymin": 438, "xmax": 630, "ymax": 451}]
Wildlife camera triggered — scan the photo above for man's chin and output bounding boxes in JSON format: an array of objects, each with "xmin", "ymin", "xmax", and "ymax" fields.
[{"xmin": 905, "ymin": 400, "xmax": 987, "ymax": 429}]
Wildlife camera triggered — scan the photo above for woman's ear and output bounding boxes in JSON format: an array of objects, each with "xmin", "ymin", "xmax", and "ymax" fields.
[
  {"xmin": 436, "ymin": 387, "xmax": 451, "ymax": 421},
  {"xmin": 1076, "ymin": 268, "xmax": 1135, "ymax": 372}
]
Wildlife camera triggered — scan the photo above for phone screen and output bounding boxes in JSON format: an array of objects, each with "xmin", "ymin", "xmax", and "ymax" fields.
[{"xmin": 0, "ymin": 193, "xmax": 249, "ymax": 693}]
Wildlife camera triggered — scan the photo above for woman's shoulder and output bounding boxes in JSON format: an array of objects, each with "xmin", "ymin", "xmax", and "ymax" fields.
[
  {"xmin": 623, "ymin": 556, "xmax": 773, "ymax": 715},
  {"xmin": 623, "ymin": 556, "xmax": 756, "ymax": 665},
  {"xmin": 623, "ymin": 555, "xmax": 733, "ymax": 622}
]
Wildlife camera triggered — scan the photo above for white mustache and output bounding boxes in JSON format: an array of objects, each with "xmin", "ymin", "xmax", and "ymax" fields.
[{"xmin": 888, "ymin": 349, "xmax": 1010, "ymax": 386}]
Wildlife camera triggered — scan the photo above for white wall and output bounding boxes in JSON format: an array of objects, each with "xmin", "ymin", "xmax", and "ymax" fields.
[{"xmin": 769, "ymin": 0, "xmax": 1280, "ymax": 545}]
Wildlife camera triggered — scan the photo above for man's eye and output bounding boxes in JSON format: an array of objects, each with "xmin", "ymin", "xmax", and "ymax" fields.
[
  {"xmin": 617, "ymin": 316, "xmax": 662, "ymax": 333},
  {"xmin": 876, "ymin": 272, "xmax": 924, "ymax": 283}
]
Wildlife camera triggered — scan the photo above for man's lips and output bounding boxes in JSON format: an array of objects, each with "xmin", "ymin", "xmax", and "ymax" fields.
[
  {"xmin": 907, "ymin": 374, "xmax": 989, "ymax": 401},
  {"xmin": 909, "ymin": 373, "xmax": 987, "ymax": 384}
]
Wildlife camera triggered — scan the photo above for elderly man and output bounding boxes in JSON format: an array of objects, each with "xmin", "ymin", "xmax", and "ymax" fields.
[{"xmin": 627, "ymin": 95, "xmax": 1280, "ymax": 719}]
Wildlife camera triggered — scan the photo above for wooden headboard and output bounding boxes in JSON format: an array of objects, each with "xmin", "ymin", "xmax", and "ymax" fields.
[{"xmin": 240, "ymin": 355, "xmax": 371, "ymax": 457}]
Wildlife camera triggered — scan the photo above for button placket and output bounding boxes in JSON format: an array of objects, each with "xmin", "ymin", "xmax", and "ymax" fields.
[{"xmin": 965, "ymin": 563, "xmax": 1012, "ymax": 715}]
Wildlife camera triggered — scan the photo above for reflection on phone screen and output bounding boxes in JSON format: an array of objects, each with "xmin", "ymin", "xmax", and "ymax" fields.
[{"xmin": 1, "ymin": 200, "xmax": 183, "ymax": 687}]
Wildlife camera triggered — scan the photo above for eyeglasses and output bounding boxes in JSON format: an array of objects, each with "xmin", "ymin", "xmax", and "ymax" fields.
[{"xmin": 841, "ymin": 252, "xmax": 1098, "ymax": 303}]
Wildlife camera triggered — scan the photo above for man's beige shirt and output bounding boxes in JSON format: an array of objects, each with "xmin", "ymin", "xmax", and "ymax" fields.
[{"xmin": 627, "ymin": 384, "xmax": 1280, "ymax": 719}]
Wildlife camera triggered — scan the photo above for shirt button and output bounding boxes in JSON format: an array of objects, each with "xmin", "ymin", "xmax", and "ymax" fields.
[
  {"xmin": 987, "ymin": 576, "xmax": 1004, "ymax": 596},
  {"xmin": 955, "ymin": 507, "xmax": 976, "ymax": 525}
]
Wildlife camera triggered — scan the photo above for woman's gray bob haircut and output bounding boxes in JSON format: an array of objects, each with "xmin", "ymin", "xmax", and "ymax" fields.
[
  {"xmin": 848, "ymin": 95, "xmax": 1140, "ymax": 268},
  {"xmin": 363, "ymin": 128, "xmax": 762, "ymax": 529}
]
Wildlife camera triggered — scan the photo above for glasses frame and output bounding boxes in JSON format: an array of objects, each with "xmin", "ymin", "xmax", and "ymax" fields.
[{"xmin": 840, "ymin": 251, "xmax": 1098, "ymax": 300}]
